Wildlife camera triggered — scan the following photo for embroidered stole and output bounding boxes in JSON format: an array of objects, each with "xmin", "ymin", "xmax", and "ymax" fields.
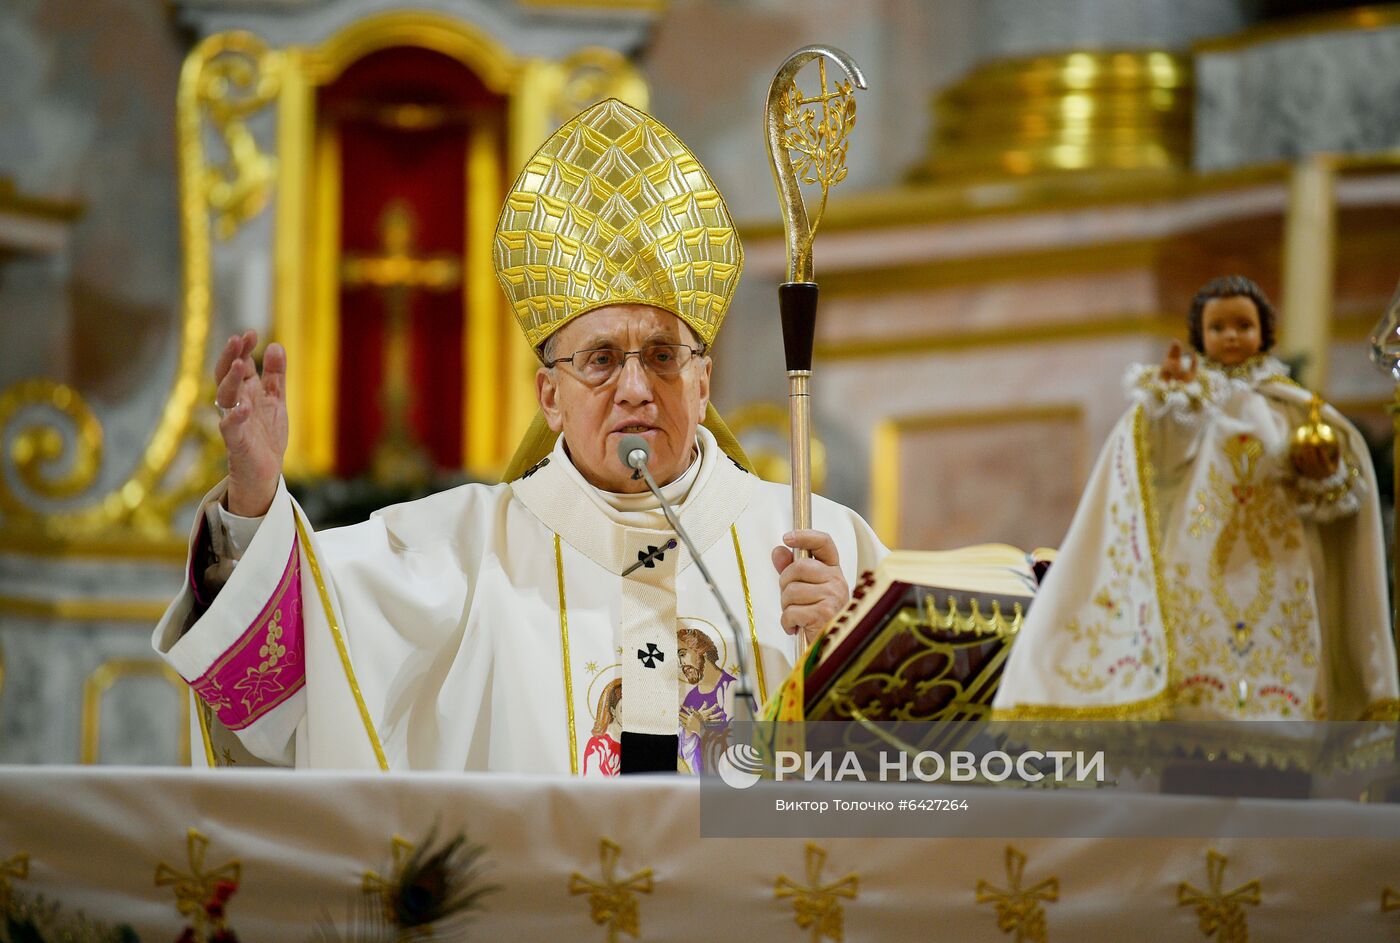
[{"xmin": 510, "ymin": 429, "xmax": 756, "ymax": 771}]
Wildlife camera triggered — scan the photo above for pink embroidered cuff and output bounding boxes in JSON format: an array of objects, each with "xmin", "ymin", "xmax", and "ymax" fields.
[{"xmin": 189, "ymin": 538, "xmax": 305, "ymax": 731}]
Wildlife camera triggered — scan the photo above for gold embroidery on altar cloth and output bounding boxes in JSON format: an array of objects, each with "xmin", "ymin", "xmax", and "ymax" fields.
[
  {"xmin": 569, "ymin": 837, "xmax": 653, "ymax": 942},
  {"xmin": 154, "ymin": 828, "xmax": 241, "ymax": 924},
  {"xmin": 773, "ymin": 842, "xmax": 859, "ymax": 942},
  {"xmin": 1176, "ymin": 849, "xmax": 1260, "ymax": 943},
  {"xmin": 975, "ymin": 845, "xmax": 1058, "ymax": 943},
  {"xmin": 363, "ymin": 835, "xmax": 417, "ymax": 919},
  {"xmin": 0, "ymin": 851, "xmax": 29, "ymax": 911}
]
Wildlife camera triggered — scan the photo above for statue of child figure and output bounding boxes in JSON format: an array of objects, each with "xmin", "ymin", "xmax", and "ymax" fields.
[{"xmin": 994, "ymin": 275, "xmax": 1398, "ymax": 722}]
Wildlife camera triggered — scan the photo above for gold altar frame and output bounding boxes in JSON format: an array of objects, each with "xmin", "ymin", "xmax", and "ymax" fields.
[
  {"xmin": 273, "ymin": 11, "xmax": 649, "ymax": 478},
  {"xmin": 80, "ymin": 657, "xmax": 191, "ymax": 765}
]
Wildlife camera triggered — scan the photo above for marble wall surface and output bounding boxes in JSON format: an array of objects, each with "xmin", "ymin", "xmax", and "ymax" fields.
[
  {"xmin": 0, "ymin": 553, "xmax": 186, "ymax": 765},
  {"xmin": 1197, "ymin": 23, "xmax": 1400, "ymax": 171},
  {"xmin": 882, "ymin": 404, "xmax": 1090, "ymax": 552},
  {"xmin": 971, "ymin": 0, "xmax": 1248, "ymax": 60},
  {"xmin": 0, "ymin": 0, "xmax": 185, "ymax": 500}
]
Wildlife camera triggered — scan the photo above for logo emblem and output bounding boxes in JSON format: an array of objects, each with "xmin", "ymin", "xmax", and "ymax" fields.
[{"xmin": 716, "ymin": 742, "xmax": 765, "ymax": 790}]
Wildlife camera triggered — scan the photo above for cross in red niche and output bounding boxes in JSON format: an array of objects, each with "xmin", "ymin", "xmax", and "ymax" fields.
[{"xmin": 342, "ymin": 198, "xmax": 462, "ymax": 486}]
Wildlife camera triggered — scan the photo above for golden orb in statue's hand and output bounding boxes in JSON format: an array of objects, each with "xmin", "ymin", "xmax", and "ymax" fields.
[{"xmin": 1290, "ymin": 396, "xmax": 1341, "ymax": 476}]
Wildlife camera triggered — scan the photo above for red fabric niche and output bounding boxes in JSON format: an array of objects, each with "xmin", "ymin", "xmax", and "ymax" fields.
[{"xmin": 319, "ymin": 46, "xmax": 506, "ymax": 477}]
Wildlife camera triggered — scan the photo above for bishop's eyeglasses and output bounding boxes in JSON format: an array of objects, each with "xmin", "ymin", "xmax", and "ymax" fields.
[{"xmin": 544, "ymin": 344, "xmax": 706, "ymax": 387}]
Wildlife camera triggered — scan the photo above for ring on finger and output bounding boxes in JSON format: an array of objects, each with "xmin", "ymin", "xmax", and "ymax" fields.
[{"xmin": 214, "ymin": 399, "xmax": 239, "ymax": 419}]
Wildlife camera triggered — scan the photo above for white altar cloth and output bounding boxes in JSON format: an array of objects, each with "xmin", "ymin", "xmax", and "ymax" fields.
[{"xmin": 0, "ymin": 767, "xmax": 1399, "ymax": 940}]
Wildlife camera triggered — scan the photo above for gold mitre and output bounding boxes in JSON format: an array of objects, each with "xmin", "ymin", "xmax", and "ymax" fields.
[{"xmin": 492, "ymin": 98, "xmax": 744, "ymax": 350}]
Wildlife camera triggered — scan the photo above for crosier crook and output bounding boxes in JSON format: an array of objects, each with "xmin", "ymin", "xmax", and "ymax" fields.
[{"xmin": 764, "ymin": 46, "xmax": 867, "ymax": 656}]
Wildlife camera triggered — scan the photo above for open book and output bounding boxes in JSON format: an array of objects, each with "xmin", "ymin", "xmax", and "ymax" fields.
[{"xmin": 790, "ymin": 544, "xmax": 1052, "ymax": 722}]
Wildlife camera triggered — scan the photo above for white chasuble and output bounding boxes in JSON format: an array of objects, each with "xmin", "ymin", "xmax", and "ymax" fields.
[
  {"xmin": 993, "ymin": 356, "xmax": 1399, "ymax": 723},
  {"xmin": 153, "ymin": 426, "xmax": 887, "ymax": 772}
]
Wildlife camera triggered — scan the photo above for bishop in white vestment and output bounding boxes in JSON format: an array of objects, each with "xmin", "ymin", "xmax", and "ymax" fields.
[{"xmin": 153, "ymin": 99, "xmax": 886, "ymax": 773}]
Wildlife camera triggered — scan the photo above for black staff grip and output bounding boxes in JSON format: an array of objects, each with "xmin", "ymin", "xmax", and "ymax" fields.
[{"xmin": 779, "ymin": 281, "xmax": 819, "ymax": 372}]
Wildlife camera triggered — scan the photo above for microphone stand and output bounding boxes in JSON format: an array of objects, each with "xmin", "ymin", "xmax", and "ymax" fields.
[{"xmin": 625, "ymin": 448, "xmax": 759, "ymax": 724}]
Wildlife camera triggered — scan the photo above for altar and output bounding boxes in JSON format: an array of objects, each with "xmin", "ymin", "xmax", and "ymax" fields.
[{"xmin": 1, "ymin": 767, "xmax": 1399, "ymax": 940}]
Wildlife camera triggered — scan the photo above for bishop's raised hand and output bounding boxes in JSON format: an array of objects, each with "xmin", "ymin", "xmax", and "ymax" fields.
[{"xmin": 214, "ymin": 329, "xmax": 288, "ymax": 517}]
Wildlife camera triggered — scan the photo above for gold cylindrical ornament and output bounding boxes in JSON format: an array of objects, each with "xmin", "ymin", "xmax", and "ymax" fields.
[
  {"xmin": 789, "ymin": 368, "xmax": 812, "ymax": 659},
  {"xmin": 909, "ymin": 50, "xmax": 1192, "ymax": 182},
  {"xmin": 788, "ymin": 370, "xmax": 812, "ymax": 536}
]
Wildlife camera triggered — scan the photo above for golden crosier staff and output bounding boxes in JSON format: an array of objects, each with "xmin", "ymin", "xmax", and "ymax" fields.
[{"xmin": 765, "ymin": 46, "xmax": 867, "ymax": 655}]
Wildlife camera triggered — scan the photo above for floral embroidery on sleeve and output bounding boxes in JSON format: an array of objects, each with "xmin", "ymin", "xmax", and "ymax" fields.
[{"xmin": 190, "ymin": 540, "xmax": 305, "ymax": 730}]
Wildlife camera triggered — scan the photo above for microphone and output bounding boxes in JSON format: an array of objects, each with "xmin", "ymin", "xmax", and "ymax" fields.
[
  {"xmin": 616, "ymin": 435, "xmax": 757, "ymax": 722},
  {"xmin": 621, "ymin": 434, "xmax": 650, "ymax": 479}
]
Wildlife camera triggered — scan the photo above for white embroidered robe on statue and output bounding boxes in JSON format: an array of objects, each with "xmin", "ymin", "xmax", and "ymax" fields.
[
  {"xmin": 993, "ymin": 356, "xmax": 1398, "ymax": 722},
  {"xmin": 152, "ymin": 427, "xmax": 886, "ymax": 771}
]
